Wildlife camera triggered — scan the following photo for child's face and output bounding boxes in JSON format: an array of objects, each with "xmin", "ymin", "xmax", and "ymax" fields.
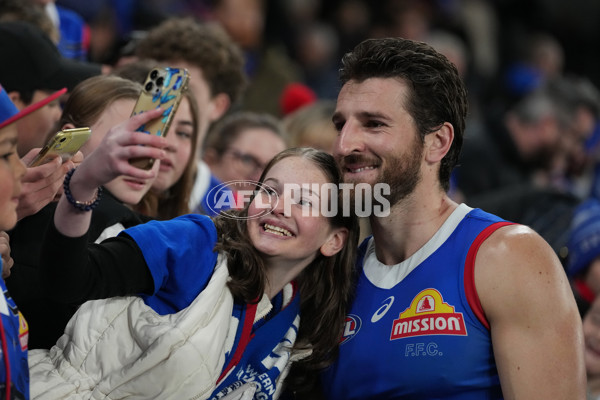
[
  {"xmin": 247, "ymin": 156, "xmax": 346, "ymax": 270},
  {"xmin": 0, "ymin": 124, "xmax": 26, "ymax": 230}
]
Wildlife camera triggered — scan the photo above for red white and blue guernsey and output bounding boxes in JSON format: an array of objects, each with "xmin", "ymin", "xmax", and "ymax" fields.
[{"xmin": 322, "ymin": 204, "xmax": 513, "ymax": 399}]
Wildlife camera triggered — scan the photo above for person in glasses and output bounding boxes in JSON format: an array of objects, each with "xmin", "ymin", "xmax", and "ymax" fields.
[{"xmin": 199, "ymin": 111, "xmax": 288, "ymax": 213}]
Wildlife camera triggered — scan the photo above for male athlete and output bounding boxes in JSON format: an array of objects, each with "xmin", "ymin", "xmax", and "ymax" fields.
[{"xmin": 321, "ymin": 37, "xmax": 585, "ymax": 399}]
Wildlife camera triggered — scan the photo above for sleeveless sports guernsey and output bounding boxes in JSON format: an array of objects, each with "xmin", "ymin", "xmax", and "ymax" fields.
[{"xmin": 322, "ymin": 204, "xmax": 512, "ymax": 399}]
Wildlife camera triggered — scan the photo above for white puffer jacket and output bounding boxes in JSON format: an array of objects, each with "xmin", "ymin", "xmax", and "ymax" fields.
[{"xmin": 28, "ymin": 255, "xmax": 290, "ymax": 400}]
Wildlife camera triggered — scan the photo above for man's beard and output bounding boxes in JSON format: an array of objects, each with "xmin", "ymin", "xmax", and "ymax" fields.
[
  {"xmin": 380, "ymin": 137, "xmax": 423, "ymax": 208},
  {"xmin": 339, "ymin": 137, "xmax": 423, "ymax": 211}
]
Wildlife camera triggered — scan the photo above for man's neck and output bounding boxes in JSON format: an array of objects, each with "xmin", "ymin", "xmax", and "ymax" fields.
[{"xmin": 369, "ymin": 189, "xmax": 458, "ymax": 266}]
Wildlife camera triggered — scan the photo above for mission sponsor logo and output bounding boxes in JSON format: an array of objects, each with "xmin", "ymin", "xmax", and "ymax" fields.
[{"xmin": 390, "ymin": 289, "xmax": 467, "ymax": 340}]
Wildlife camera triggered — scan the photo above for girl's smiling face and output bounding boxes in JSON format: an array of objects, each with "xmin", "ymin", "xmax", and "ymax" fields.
[{"xmin": 247, "ymin": 156, "xmax": 346, "ymax": 271}]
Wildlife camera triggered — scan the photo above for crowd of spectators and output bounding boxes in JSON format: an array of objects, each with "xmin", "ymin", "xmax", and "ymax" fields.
[{"xmin": 2, "ymin": 0, "xmax": 600, "ymax": 397}]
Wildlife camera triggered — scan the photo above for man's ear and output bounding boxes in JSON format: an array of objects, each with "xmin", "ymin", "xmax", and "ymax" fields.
[
  {"xmin": 209, "ymin": 93, "xmax": 231, "ymax": 122},
  {"xmin": 7, "ymin": 91, "xmax": 24, "ymax": 109},
  {"xmin": 425, "ymin": 122, "xmax": 454, "ymax": 163},
  {"xmin": 320, "ymin": 228, "xmax": 348, "ymax": 257},
  {"xmin": 62, "ymin": 123, "xmax": 76, "ymax": 131}
]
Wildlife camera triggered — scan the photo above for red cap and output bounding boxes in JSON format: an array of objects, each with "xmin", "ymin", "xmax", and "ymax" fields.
[{"xmin": 280, "ymin": 83, "xmax": 317, "ymax": 116}]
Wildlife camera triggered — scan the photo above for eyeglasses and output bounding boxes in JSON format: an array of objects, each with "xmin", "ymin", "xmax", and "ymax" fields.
[{"xmin": 225, "ymin": 148, "xmax": 265, "ymax": 174}]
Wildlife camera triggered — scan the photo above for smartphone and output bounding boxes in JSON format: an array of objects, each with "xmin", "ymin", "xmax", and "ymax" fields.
[
  {"xmin": 28, "ymin": 127, "xmax": 91, "ymax": 167},
  {"xmin": 129, "ymin": 67, "xmax": 189, "ymax": 169}
]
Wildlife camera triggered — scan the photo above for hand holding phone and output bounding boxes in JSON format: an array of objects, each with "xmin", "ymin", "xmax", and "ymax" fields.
[
  {"xmin": 28, "ymin": 127, "xmax": 91, "ymax": 167},
  {"xmin": 129, "ymin": 67, "xmax": 189, "ymax": 169}
]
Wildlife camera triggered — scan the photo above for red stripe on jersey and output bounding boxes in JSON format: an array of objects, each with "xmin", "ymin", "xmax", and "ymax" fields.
[{"xmin": 464, "ymin": 221, "xmax": 515, "ymax": 330}]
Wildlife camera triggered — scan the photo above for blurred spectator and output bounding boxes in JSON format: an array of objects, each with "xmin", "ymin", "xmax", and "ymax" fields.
[
  {"xmin": 371, "ymin": 0, "xmax": 435, "ymax": 41},
  {"xmin": 329, "ymin": 0, "xmax": 371, "ymax": 58},
  {"xmin": 426, "ymin": 29, "xmax": 487, "ymax": 144},
  {"xmin": 292, "ymin": 22, "xmax": 341, "ymax": 100},
  {"xmin": 210, "ymin": 0, "xmax": 302, "ymax": 117},
  {"xmin": 56, "ymin": 0, "xmax": 166, "ymax": 64},
  {"xmin": 456, "ymin": 78, "xmax": 580, "ymax": 199},
  {"xmin": 566, "ymin": 198, "xmax": 600, "ymax": 316},
  {"xmin": 549, "ymin": 76, "xmax": 600, "ymax": 198},
  {"xmin": 276, "ymin": 0, "xmax": 322, "ymax": 57},
  {"xmin": 463, "ymin": 74, "xmax": 600, "ymax": 261},
  {"xmin": 131, "ymin": 17, "xmax": 246, "ymax": 216},
  {"xmin": 503, "ymin": 32, "xmax": 564, "ymax": 99},
  {"xmin": 0, "ymin": 20, "xmax": 101, "ymax": 156},
  {"xmin": 201, "ymin": 111, "xmax": 287, "ymax": 198},
  {"xmin": 427, "ymin": 30, "xmax": 469, "ymax": 80},
  {"xmin": 0, "ymin": 20, "xmax": 101, "ymax": 220},
  {"xmin": 32, "ymin": 0, "xmax": 91, "ymax": 61},
  {"xmin": 134, "ymin": 17, "xmax": 246, "ymax": 154},
  {"xmin": 457, "ymin": 77, "xmax": 597, "ymax": 260},
  {"xmin": 455, "ymin": 0, "xmax": 499, "ymax": 82},
  {"xmin": 0, "ymin": 0, "xmax": 59, "ymax": 42},
  {"xmin": 283, "ymin": 100, "xmax": 336, "ymax": 154},
  {"xmin": 492, "ymin": 0, "xmax": 600, "ymax": 93}
]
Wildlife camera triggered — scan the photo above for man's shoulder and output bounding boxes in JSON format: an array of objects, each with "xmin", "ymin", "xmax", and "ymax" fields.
[{"xmin": 475, "ymin": 222, "xmax": 558, "ymax": 288}]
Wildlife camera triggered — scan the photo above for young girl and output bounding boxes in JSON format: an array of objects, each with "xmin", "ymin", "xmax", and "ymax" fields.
[{"xmin": 29, "ymin": 108, "xmax": 358, "ymax": 398}]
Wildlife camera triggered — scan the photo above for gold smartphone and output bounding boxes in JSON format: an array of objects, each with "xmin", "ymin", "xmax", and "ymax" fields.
[
  {"xmin": 28, "ymin": 127, "xmax": 91, "ymax": 167},
  {"xmin": 129, "ymin": 67, "xmax": 189, "ymax": 169}
]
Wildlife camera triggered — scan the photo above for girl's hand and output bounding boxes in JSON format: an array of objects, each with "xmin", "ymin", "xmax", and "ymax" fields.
[{"xmin": 73, "ymin": 108, "xmax": 168, "ymax": 191}]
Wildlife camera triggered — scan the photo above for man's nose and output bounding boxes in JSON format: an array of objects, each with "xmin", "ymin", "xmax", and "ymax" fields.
[{"xmin": 335, "ymin": 120, "xmax": 365, "ymax": 157}]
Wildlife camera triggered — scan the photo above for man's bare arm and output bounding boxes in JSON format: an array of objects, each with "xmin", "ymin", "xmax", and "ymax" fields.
[{"xmin": 476, "ymin": 224, "xmax": 586, "ymax": 399}]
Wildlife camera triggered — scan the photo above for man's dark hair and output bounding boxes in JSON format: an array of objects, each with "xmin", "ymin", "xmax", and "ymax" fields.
[{"xmin": 339, "ymin": 37, "xmax": 468, "ymax": 191}]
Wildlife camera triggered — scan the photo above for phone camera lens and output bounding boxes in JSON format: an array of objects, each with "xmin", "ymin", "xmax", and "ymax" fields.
[
  {"xmin": 59, "ymin": 137, "xmax": 66, "ymax": 142},
  {"xmin": 145, "ymin": 82, "xmax": 154, "ymax": 92},
  {"xmin": 156, "ymin": 77, "xmax": 164, "ymax": 86},
  {"xmin": 150, "ymin": 70, "xmax": 158, "ymax": 79}
]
